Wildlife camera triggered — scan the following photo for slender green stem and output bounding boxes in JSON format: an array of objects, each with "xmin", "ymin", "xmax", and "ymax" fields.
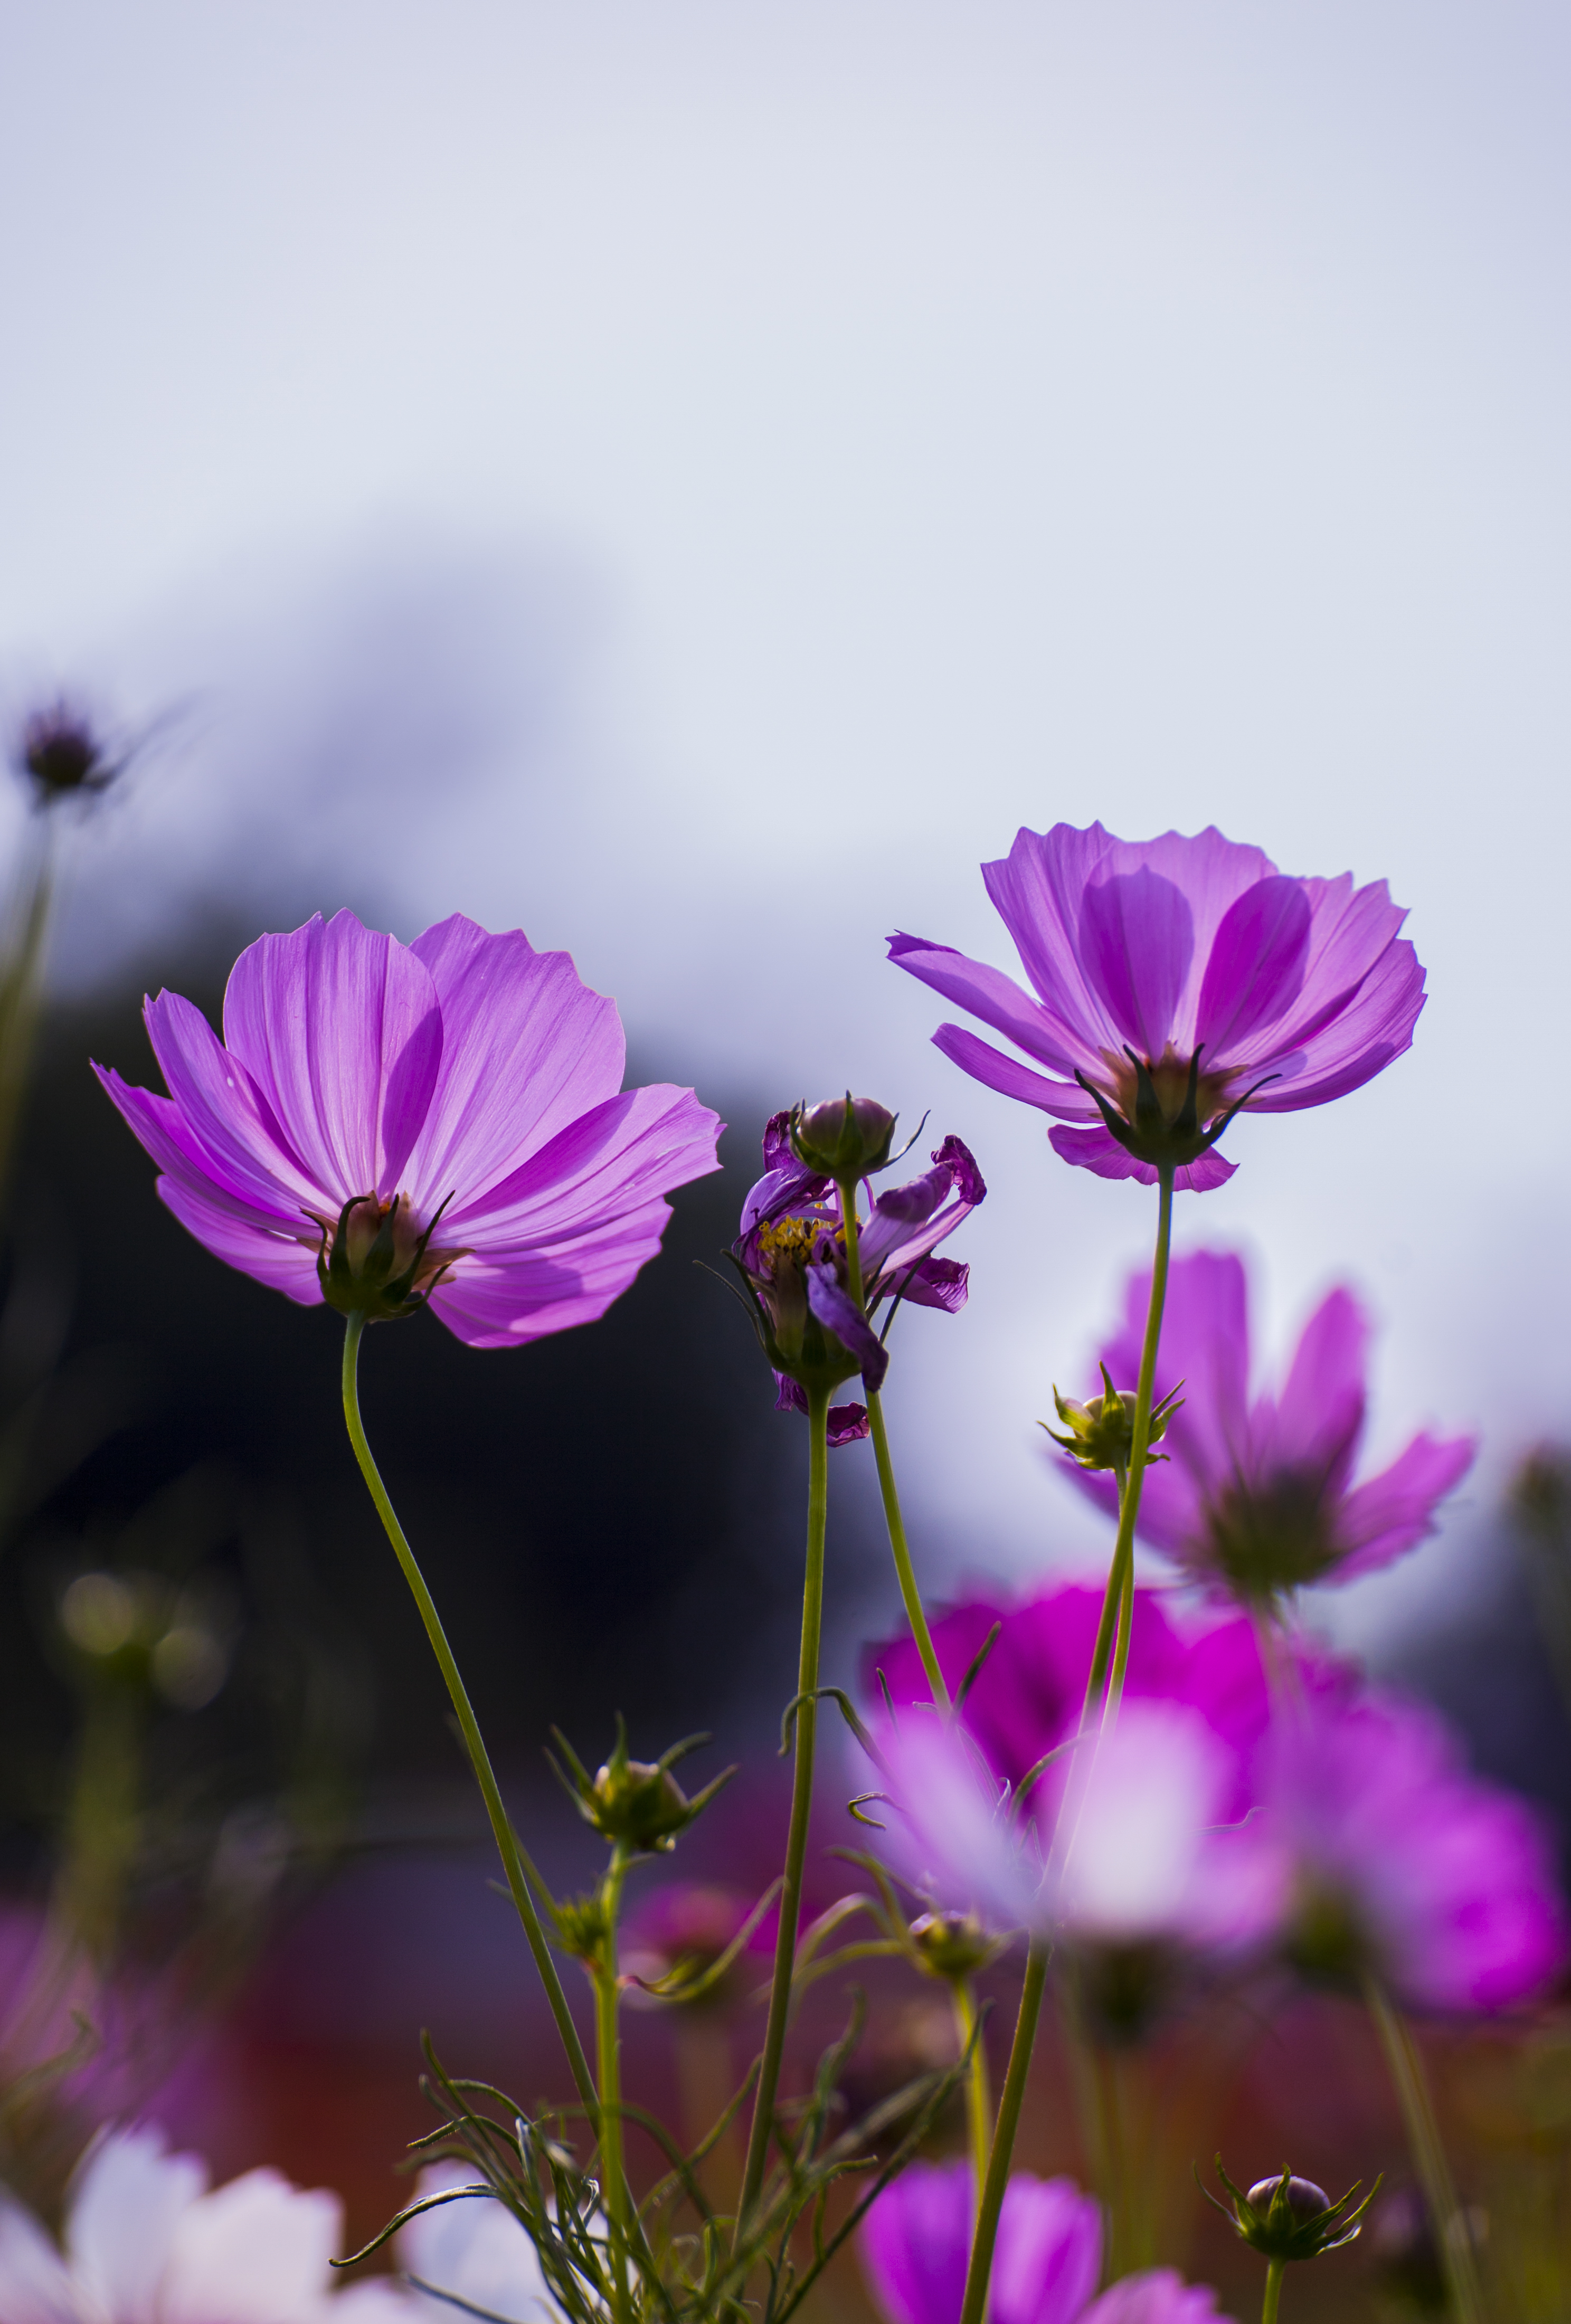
[
  {"xmin": 1081, "ymin": 1167, "xmax": 1175, "ymax": 1727},
  {"xmin": 340, "ymin": 1313, "xmax": 598, "ymax": 2120},
  {"xmin": 958, "ymin": 1938, "xmax": 1049, "ymax": 2324},
  {"xmin": 837, "ymin": 1175, "xmax": 951, "ymax": 1711},
  {"xmin": 950, "ymin": 1975, "xmax": 992, "ymax": 2216},
  {"xmin": 597, "ymin": 1844, "xmax": 632, "ymax": 2324},
  {"xmin": 1260, "ymin": 2257, "xmax": 1285, "ymax": 2324},
  {"xmin": 0, "ymin": 821, "xmax": 53, "ymax": 1220},
  {"xmin": 1362, "ymin": 1977, "xmax": 1483, "ymax": 2324},
  {"xmin": 737, "ymin": 1379, "xmax": 831, "ymax": 2227}
]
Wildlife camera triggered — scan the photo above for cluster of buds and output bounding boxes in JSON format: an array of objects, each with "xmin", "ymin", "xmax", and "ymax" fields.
[
  {"xmin": 547, "ymin": 1719, "xmax": 735, "ymax": 1857},
  {"xmin": 1044, "ymin": 1361, "xmax": 1183, "ymax": 1474}
]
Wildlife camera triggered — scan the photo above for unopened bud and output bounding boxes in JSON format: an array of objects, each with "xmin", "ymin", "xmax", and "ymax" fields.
[
  {"xmin": 907, "ymin": 1909, "xmax": 1001, "ymax": 1981},
  {"xmin": 1206, "ymin": 2157, "xmax": 1379, "ymax": 2264},
  {"xmin": 550, "ymin": 1720, "xmax": 735, "ymax": 1855},
  {"xmin": 1044, "ymin": 1364, "xmax": 1182, "ymax": 1473},
  {"xmin": 790, "ymin": 1095, "xmax": 896, "ymax": 1179},
  {"xmin": 14, "ymin": 700, "xmax": 119, "ymax": 809}
]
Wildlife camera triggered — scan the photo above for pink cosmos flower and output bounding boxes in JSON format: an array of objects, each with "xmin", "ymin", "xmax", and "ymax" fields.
[
  {"xmin": 858, "ymin": 2160, "xmax": 1225, "ymax": 2324},
  {"xmin": 1065, "ymin": 1251, "xmax": 1475, "ymax": 1602},
  {"xmin": 0, "ymin": 2122, "xmax": 409, "ymax": 2322},
  {"xmin": 1258, "ymin": 1687, "xmax": 1568, "ymax": 2014},
  {"xmin": 890, "ymin": 821, "xmax": 1424, "ymax": 1190},
  {"xmin": 867, "ymin": 1580, "xmax": 1276, "ymax": 1821},
  {"xmin": 94, "ymin": 910, "xmax": 722, "ymax": 1347}
]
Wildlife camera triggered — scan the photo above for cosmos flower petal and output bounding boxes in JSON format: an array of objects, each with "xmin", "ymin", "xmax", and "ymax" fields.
[
  {"xmin": 1077, "ymin": 867, "xmax": 1194, "ymax": 1059},
  {"xmin": 159, "ymin": 2168, "xmax": 340, "ymax": 2324},
  {"xmin": 427, "ymin": 1199, "xmax": 676, "ymax": 1349},
  {"xmin": 95, "ymin": 1066, "xmax": 304, "ymax": 1234},
  {"xmin": 448, "ymin": 1084, "xmax": 723, "ymax": 1245},
  {"xmin": 222, "ymin": 911, "xmax": 444, "ymax": 1203},
  {"xmin": 402, "ymin": 916, "xmax": 628, "ymax": 1204},
  {"xmin": 897, "ymin": 1256, "xmax": 969, "ymax": 1312},
  {"xmin": 1333, "ymin": 1431, "xmax": 1478, "ymax": 1580},
  {"xmin": 156, "ymin": 1179, "xmax": 325, "ymax": 1304},
  {"xmin": 141, "ymin": 991, "xmax": 321, "ymax": 1214},
  {"xmin": 1195, "ymin": 876, "xmax": 1312, "ymax": 1057},
  {"xmin": 887, "ymin": 934, "xmax": 1090, "ymax": 1077},
  {"xmin": 859, "ymin": 2161, "xmax": 1101, "ymax": 2324},
  {"xmin": 400, "ymin": 2164, "xmax": 563, "ymax": 2323},
  {"xmin": 805, "ymin": 1268, "xmax": 889, "ymax": 1393},
  {"xmin": 1080, "ymin": 2271, "xmax": 1231, "ymax": 2323},
  {"xmin": 1265, "ymin": 1284, "xmax": 1368, "ymax": 1479},
  {"xmin": 0, "ymin": 2194, "xmax": 78, "ymax": 2324},
  {"xmin": 67, "ymin": 2122, "xmax": 207, "ymax": 2319},
  {"xmin": 933, "ymin": 1027, "xmax": 1100, "ymax": 1120},
  {"xmin": 1046, "ymin": 1125, "xmax": 1237, "ymax": 1192},
  {"xmin": 1246, "ymin": 937, "xmax": 1426, "ymax": 1111}
]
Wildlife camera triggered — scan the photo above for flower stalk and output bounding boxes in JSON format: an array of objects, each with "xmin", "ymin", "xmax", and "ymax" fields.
[
  {"xmin": 339, "ymin": 1311, "xmax": 598, "ymax": 2122},
  {"xmin": 595, "ymin": 1841, "xmax": 634, "ymax": 2324},
  {"xmin": 949, "ymin": 1974, "xmax": 991, "ymax": 2220},
  {"xmin": 1260, "ymin": 2257, "xmax": 1285, "ymax": 2324},
  {"xmin": 737, "ymin": 1379, "xmax": 831, "ymax": 2227},
  {"xmin": 957, "ymin": 1934, "xmax": 1049, "ymax": 2324},
  {"xmin": 1362, "ymin": 1977, "xmax": 1483, "ymax": 2324},
  {"xmin": 1081, "ymin": 1164, "xmax": 1175, "ymax": 1727},
  {"xmin": 839, "ymin": 1174, "xmax": 951, "ymax": 1712}
]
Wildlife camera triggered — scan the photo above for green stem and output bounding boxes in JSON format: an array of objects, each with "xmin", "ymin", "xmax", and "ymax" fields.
[
  {"xmin": 951, "ymin": 1975, "xmax": 992, "ymax": 2216},
  {"xmin": 1081, "ymin": 1167, "xmax": 1175, "ymax": 1727},
  {"xmin": 340, "ymin": 1312, "xmax": 598, "ymax": 2121},
  {"xmin": 737, "ymin": 1379, "xmax": 831, "ymax": 2227},
  {"xmin": 867, "ymin": 1391, "xmax": 951, "ymax": 1712},
  {"xmin": 597, "ymin": 1844, "xmax": 632, "ymax": 2324},
  {"xmin": 0, "ymin": 821, "xmax": 53, "ymax": 1221},
  {"xmin": 1261, "ymin": 2257, "xmax": 1285, "ymax": 2324},
  {"xmin": 1363, "ymin": 1977, "xmax": 1483, "ymax": 2324},
  {"xmin": 837, "ymin": 1175, "xmax": 950, "ymax": 1712},
  {"xmin": 958, "ymin": 1937, "xmax": 1049, "ymax": 2324}
]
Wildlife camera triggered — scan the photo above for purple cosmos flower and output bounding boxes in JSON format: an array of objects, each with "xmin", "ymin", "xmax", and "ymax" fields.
[
  {"xmin": 890, "ymin": 821, "xmax": 1424, "ymax": 1190},
  {"xmin": 858, "ymin": 2160, "xmax": 1224, "ymax": 2324},
  {"xmin": 1065, "ymin": 1250, "xmax": 1476, "ymax": 1602},
  {"xmin": 93, "ymin": 909, "xmax": 723, "ymax": 1348},
  {"xmin": 867, "ymin": 1580, "xmax": 1277, "ymax": 1821},
  {"xmin": 732, "ymin": 1112, "xmax": 983, "ymax": 1444},
  {"xmin": 1257, "ymin": 1686, "xmax": 1568, "ymax": 2013},
  {"xmin": 858, "ymin": 2161, "xmax": 1101, "ymax": 2324}
]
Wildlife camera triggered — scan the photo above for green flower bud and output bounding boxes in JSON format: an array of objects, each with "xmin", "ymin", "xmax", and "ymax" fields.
[
  {"xmin": 907, "ymin": 1910, "xmax": 1002, "ymax": 1981},
  {"xmin": 1044, "ymin": 1364, "xmax": 1182, "ymax": 1473},
  {"xmin": 555, "ymin": 1893, "xmax": 611, "ymax": 1961},
  {"xmin": 548, "ymin": 1719, "xmax": 735, "ymax": 1855},
  {"xmin": 1206, "ymin": 2157, "xmax": 1380, "ymax": 2265},
  {"xmin": 789, "ymin": 1095, "xmax": 897, "ymax": 1179}
]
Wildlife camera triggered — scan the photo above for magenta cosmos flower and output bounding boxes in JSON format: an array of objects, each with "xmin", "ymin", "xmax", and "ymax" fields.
[
  {"xmin": 1064, "ymin": 1250, "xmax": 1475, "ymax": 1603},
  {"xmin": 890, "ymin": 822, "xmax": 1425, "ymax": 1190},
  {"xmin": 1260, "ymin": 1686, "xmax": 1568, "ymax": 2013},
  {"xmin": 858, "ymin": 2161, "xmax": 1225, "ymax": 2324},
  {"xmin": 94, "ymin": 910, "xmax": 723, "ymax": 1346}
]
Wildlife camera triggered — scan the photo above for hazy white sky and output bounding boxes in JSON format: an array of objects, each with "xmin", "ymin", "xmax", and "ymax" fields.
[{"xmin": 2, "ymin": 2, "xmax": 1567, "ymax": 1648}]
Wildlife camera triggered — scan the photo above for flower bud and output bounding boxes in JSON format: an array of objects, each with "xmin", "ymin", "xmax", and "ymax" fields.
[
  {"xmin": 1207, "ymin": 2157, "xmax": 1379, "ymax": 2264},
  {"xmin": 549, "ymin": 1720, "xmax": 735, "ymax": 1856},
  {"xmin": 789, "ymin": 1095, "xmax": 897, "ymax": 1179},
  {"xmin": 1044, "ymin": 1364, "xmax": 1182, "ymax": 1473},
  {"xmin": 14, "ymin": 700, "xmax": 119, "ymax": 808},
  {"xmin": 555, "ymin": 1893, "xmax": 611, "ymax": 1961},
  {"xmin": 907, "ymin": 1909, "xmax": 1001, "ymax": 1981}
]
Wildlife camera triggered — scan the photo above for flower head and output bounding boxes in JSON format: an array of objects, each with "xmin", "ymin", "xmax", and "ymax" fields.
[
  {"xmin": 94, "ymin": 910, "xmax": 722, "ymax": 1348},
  {"xmin": 1206, "ymin": 2158, "xmax": 1378, "ymax": 2264},
  {"xmin": 0, "ymin": 2121, "xmax": 406, "ymax": 2321},
  {"xmin": 1064, "ymin": 1250, "xmax": 1475, "ymax": 1602},
  {"xmin": 891, "ymin": 821, "xmax": 1424, "ymax": 1190},
  {"xmin": 1259, "ymin": 1687, "xmax": 1568, "ymax": 2012},
  {"xmin": 732, "ymin": 1114, "xmax": 982, "ymax": 1442},
  {"xmin": 13, "ymin": 698, "xmax": 124, "ymax": 810}
]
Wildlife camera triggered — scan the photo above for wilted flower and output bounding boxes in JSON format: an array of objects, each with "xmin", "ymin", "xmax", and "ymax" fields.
[
  {"xmin": 0, "ymin": 2121, "xmax": 409, "ymax": 2320},
  {"xmin": 732, "ymin": 1113, "xmax": 983, "ymax": 1443},
  {"xmin": 890, "ymin": 821, "xmax": 1424, "ymax": 1190},
  {"xmin": 1064, "ymin": 1250, "xmax": 1475, "ymax": 1603},
  {"xmin": 1259, "ymin": 1687, "xmax": 1568, "ymax": 2012},
  {"xmin": 96, "ymin": 909, "xmax": 722, "ymax": 1345},
  {"xmin": 858, "ymin": 2159, "xmax": 1225, "ymax": 2324}
]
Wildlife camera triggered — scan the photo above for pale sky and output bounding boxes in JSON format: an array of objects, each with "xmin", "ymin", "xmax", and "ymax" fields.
[{"xmin": 2, "ymin": 2, "xmax": 1567, "ymax": 1652}]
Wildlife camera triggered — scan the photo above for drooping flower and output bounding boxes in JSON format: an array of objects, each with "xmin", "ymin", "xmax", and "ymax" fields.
[
  {"xmin": 0, "ymin": 2121, "xmax": 410, "ymax": 2321},
  {"xmin": 866, "ymin": 1580, "xmax": 1280, "ymax": 1821},
  {"xmin": 857, "ymin": 2159, "xmax": 1224, "ymax": 2324},
  {"xmin": 890, "ymin": 821, "xmax": 1425, "ymax": 1190},
  {"xmin": 732, "ymin": 1112, "xmax": 983, "ymax": 1444},
  {"xmin": 1257, "ymin": 1686, "xmax": 1568, "ymax": 2013},
  {"xmin": 1064, "ymin": 1250, "xmax": 1475, "ymax": 1602},
  {"xmin": 858, "ymin": 2160, "xmax": 1101, "ymax": 2324},
  {"xmin": 94, "ymin": 910, "xmax": 722, "ymax": 1347}
]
